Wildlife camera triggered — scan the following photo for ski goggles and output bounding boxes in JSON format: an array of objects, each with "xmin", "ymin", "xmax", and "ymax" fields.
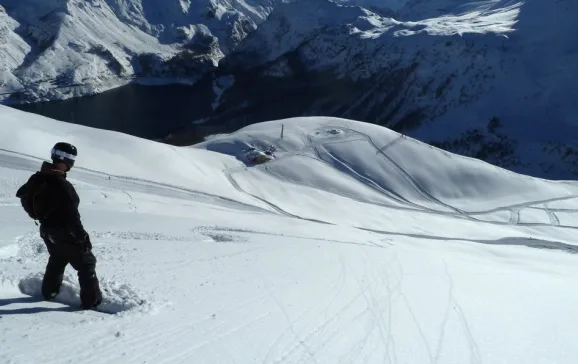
[{"xmin": 51, "ymin": 149, "xmax": 77, "ymax": 161}]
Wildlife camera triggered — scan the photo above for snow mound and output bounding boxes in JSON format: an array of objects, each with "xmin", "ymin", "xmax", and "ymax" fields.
[
  {"xmin": 196, "ymin": 117, "xmax": 578, "ymax": 213},
  {"xmin": 18, "ymin": 272, "xmax": 152, "ymax": 315}
]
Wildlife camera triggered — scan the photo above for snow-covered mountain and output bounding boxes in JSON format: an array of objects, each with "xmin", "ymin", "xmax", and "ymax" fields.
[
  {"xmin": 2, "ymin": 105, "xmax": 578, "ymax": 363},
  {"xmin": 0, "ymin": 0, "xmax": 277, "ymax": 102},
  {"xmin": 198, "ymin": 0, "xmax": 578, "ymax": 178},
  {"xmin": 1, "ymin": 0, "xmax": 577, "ymax": 178}
]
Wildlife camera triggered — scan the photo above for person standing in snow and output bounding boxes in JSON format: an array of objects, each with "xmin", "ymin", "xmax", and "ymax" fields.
[{"xmin": 16, "ymin": 142, "xmax": 103, "ymax": 309}]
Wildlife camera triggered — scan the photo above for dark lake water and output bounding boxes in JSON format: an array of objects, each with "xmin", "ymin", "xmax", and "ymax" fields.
[{"xmin": 9, "ymin": 83, "xmax": 211, "ymax": 141}]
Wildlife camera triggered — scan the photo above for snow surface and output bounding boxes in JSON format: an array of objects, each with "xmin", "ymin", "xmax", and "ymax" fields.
[{"xmin": 2, "ymin": 105, "xmax": 578, "ymax": 363}]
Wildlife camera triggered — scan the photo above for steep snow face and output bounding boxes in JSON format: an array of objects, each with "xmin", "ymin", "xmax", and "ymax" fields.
[
  {"xmin": 225, "ymin": 0, "xmax": 373, "ymax": 67},
  {"xmin": 0, "ymin": 0, "xmax": 275, "ymax": 102},
  {"xmin": 2, "ymin": 106, "xmax": 578, "ymax": 363},
  {"xmin": 103, "ymin": 0, "xmax": 275, "ymax": 48},
  {"xmin": 203, "ymin": 0, "xmax": 578, "ymax": 179},
  {"xmin": 0, "ymin": 6, "xmax": 30, "ymax": 87}
]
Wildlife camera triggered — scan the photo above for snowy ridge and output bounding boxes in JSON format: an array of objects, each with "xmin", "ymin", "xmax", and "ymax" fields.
[
  {"xmin": 226, "ymin": 0, "xmax": 522, "ymax": 68},
  {"xmin": 2, "ymin": 106, "xmax": 578, "ymax": 363}
]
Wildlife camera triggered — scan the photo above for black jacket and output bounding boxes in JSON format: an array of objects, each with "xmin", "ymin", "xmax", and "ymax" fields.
[{"xmin": 23, "ymin": 162, "xmax": 88, "ymax": 243}]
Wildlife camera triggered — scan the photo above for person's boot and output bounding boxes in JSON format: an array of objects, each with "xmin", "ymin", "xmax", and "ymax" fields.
[
  {"xmin": 80, "ymin": 294, "xmax": 102, "ymax": 310},
  {"xmin": 79, "ymin": 272, "xmax": 103, "ymax": 309},
  {"xmin": 42, "ymin": 287, "xmax": 60, "ymax": 301},
  {"xmin": 41, "ymin": 273, "xmax": 63, "ymax": 301}
]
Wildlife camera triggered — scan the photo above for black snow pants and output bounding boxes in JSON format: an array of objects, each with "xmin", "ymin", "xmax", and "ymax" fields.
[{"xmin": 40, "ymin": 227, "xmax": 102, "ymax": 308}]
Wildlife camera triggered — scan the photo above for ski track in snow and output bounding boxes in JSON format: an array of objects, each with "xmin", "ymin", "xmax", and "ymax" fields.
[
  {"xmin": 544, "ymin": 204, "xmax": 561, "ymax": 226},
  {"xmin": 225, "ymin": 168, "xmax": 335, "ymax": 225},
  {"xmin": 123, "ymin": 190, "xmax": 137, "ymax": 212},
  {"xmin": 509, "ymin": 208, "xmax": 520, "ymax": 225}
]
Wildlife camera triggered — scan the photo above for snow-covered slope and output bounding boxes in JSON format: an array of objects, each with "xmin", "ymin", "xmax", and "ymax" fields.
[
  {"xmin": 195, "ymin": 116, "xmax": 578, "ymax": 226},
  {"xmin": 197, "ymin": 117, "xmax": 577, "ymax": 212},
  {"xmin": 2, "ymin": 105, "xmax": 578, "ymax": 363},
  {"xmin": 0, "ymin": 0, "xmax": 276, "ymax": 102},
  {"xmin": 202, "ymin": 0, "xmax": 578, "ymax": 179}
]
